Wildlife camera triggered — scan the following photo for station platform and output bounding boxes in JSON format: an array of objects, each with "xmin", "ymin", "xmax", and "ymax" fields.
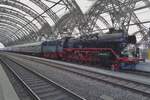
[
  {"xmin": 0, "ymin": 64, "xmax": 19, "ymax": 100},
  {"xmin": 4, "ymin": 52, "xmax": 150, "ymax": 86},
  {"xmin": 136, "ymin": 60, "xmax": 150, "ymax": 72}
]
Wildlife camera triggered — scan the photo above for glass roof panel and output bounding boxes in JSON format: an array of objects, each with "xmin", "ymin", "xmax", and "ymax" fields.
[
  {"xmin": 135, "ymin": 1, "xmax": 146, "ymax": 8},
  {"xmin": 75, "ymin": 0, "xmax": 97, "ymax": 13},
  {"xmin": 0, "ymin": 0, "xmax": 150, "ymax": 43},
  {"xmin": 135, "ymin": 8, "xmax": 150, "ymax": 27}
]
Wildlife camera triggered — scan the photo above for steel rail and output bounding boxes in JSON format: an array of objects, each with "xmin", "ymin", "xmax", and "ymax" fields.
[
  {"xmin": 12, "ymin": 54, "xmax": 150, "ymax": 97},
  {"xmin": 0, "ymin": 57, "xmax": 41, "ymax": 100},
  {"xmin": 1, "ymin": 55, "xmax": 86, "ymax": 100}
]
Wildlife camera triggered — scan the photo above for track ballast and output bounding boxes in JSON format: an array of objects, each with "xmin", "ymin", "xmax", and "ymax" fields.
[{"xmin": 0, "ymin": 56, "xmax": 85, "ymax": 100}]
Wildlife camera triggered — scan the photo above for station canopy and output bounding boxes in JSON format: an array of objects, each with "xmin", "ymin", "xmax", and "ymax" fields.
[{"xmin": 0, "ymin": 0, "xmax": 150, "ymax": 46}]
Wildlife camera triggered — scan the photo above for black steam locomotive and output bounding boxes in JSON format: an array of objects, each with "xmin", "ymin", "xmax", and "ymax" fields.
[{"xmin": 2, "ymin": 29, "xmax": 137, "ymax": 70}]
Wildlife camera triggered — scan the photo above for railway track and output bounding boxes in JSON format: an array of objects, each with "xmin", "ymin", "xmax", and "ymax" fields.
[
  {"xmin": 0, "ymin": 56, "xmax": 86, "ymax": 100},
  {"xmin": 8, "ymin": 54, "xmax": 150, "ymax": 97}
]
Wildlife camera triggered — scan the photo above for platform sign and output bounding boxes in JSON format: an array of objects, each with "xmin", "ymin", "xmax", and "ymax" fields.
[{"xmin": 148, "ymin": 49, "xmax": 150, "ymax": 60}]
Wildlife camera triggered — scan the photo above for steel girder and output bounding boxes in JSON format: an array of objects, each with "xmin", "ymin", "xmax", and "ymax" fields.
[
  {"xmin": 0, "ymin": 20, "xmax": 38, "ymax": 45},
  {"xmin": 0, "ymin": 28, "xmax": 17, "ymax": 41},
  {"xmin": 54, "ymin": 13, "xmax": 76, "ymax": 37},
  {"xmin": 0, "ymin": 14, "xmax": 40, "ymax": 45},
  {"xmin": 82, "ymin": 0, "xmax": 135, "ymax": 33},
  {"xmin": 0, "ymin": 0, "xmax": 149, "ymax": 46},
  {"xmin": 110, "ymin": 0, "xmax": 149, "ymax": 45},
  {"xmin": 108, "ymin": 0, "xmax": 136, "ymax": 31},
  {"xmin": 0, "ymin": 7, "xmax": 39, "ymax": 33},
  {"xmin": 0, "ymin": 29, "xmax": 18, "ymax": 44},
  {"xmin": 0, "ymin": 14, "xmax": 32, "ymax": 34},
  {"xmin": 53, "ymin": 0, "xmax": 85, "ymax": 37},
  {"xmin": 80, "ymin": 0, "xmax": 108, "ymax": 34},
  {"xmin": 139, "ymin": 0, "xmax": 150, "ymax": 45},
  {"xmin": 0, "ymin": 7, "xmax": 40, "ymax": 43},
  {"xmin": 0, "ymin": 26, "xmax": 21, "ymax": 45},
  {"xmin": 98, "ymin": 0, "xmax": 141, "ymax": 13},
  {"xmin": 0, "ymin": 0, "xmax": 84, "ymax": 44},
  {"xmin": 0, "ymin": 22, "xmax": 29, "ymax": 42},
  {"xmin": 30, "ymin": 0, "xmax": 60, "ymax": 24},
  {"xmin": 0, "ymin": 20, "xmax": 28, "ymax": 39},
  {"xmin": 115, "ymin": 0, "xmax": 149, "ymax": 43},
  {"xmin": 0, "ymin": 7, "xmax": 39, "ymax": 39},
  {"xmin": 0, "ymin": 24, "xmax": 36, "ymax": 46},
  {"xmin": 0, "ymin": 28, "xmax": 18, "ymax": 38},
  {"xmin": 0, "ymin": 34, "xmax": 13, "ymax": 46},
  {"xmin": 0, "ymin": 0, "xmax": 53, "ymax": 45},
  {"xmin": 110, "ymin": 0, "xmax": 148, "ymax": 41},
  {"xmin": 0, "ymin": 19, "xmax": 33, "ymax": 41},
  {"xmin": 98, "ymin": 16, "xmax": 111, "ymax": 28},
  {"xmin": 78, "ymin": 0, "xmax": 149, "ymax": 44},
  {"xmin": 0, "ymin": 0, "xmax": 47, "ymax": 25},
  {"xmin": 0, "ymin": 15, "xmax": 33, "ymax": 37}
]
